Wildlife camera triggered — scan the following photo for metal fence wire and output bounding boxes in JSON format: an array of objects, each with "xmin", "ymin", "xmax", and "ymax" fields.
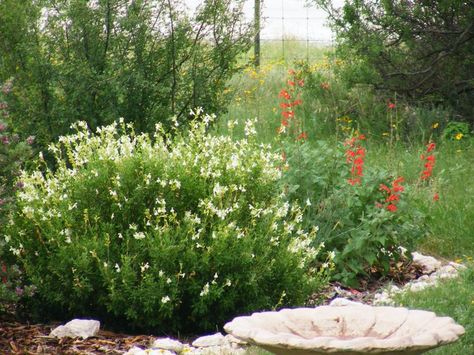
[{"xmin": 253, "ymin": 0, "xmax": 334, "ymax": 64}]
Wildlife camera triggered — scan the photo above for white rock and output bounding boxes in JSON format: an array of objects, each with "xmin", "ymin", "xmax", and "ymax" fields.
[
  {"xmin": 448, "ymin": 261, "xmax": 467, "ymax": 270},
  {"xmin": 192, "ymin": 333, "xmax": 225, "ymax": 347},
  {"xmin": 224, "ymin": 334, "xmax": 248, "ymax": 345},
  {"xmin": 49, "ymin": 319, "xmax": 100, "ymax": 339},
  {"xmin": 412, "ymin": 252, "xmax": 442, "ymax": 274},
  {"xmin": 152, "ymin": 337, "xmax": 184, "ymax": 352},
  {"xmin": 124, "ymin": 347, "xmax": 176, "ymax": 355},
  {"xmin": 329, "ymin": 297, "xmax": 364, "ymax": 307}
]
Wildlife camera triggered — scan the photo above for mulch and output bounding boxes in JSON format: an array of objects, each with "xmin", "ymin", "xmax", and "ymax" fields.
[{"xmin": 0, "ymin": 319, "xmax": 155, "ymax": 354}]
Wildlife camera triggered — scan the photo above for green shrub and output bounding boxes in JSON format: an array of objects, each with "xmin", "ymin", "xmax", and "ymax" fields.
[
  {"xmin": 279, "ymin": 138, "xmax": 428, "ymax": 286},
  {"xmin": 2, "ymin": 114, "xmax": 332, "ymax": 333}
]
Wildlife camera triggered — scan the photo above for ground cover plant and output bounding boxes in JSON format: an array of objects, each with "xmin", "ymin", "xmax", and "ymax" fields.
[{"xmin": 2, "ymin": 115, "xmax": 333, "ymax": 334}]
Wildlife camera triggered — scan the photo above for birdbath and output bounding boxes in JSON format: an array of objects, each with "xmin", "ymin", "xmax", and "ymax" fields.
[{"xmin": 224, "ymin": 304, "xmax": 465, "ymax": 355}]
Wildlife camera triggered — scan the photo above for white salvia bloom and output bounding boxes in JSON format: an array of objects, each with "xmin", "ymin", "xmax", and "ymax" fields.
[
  {"xmin": 159, "ymin": 270, "xmax": 165, "ymax": 277},
  {"xmin": 133, "ymin": 231, "xmax": 146, "ymax": 240},
  {"xmin": 213, "ymin": 272, "xmax": 218, "ymax": 279},
  {"xmin": 306, "ymin": 198, "xmax": 312, "ymax": 206},
  {"xmin": 118, "ymin": 233, "xmax": 123, "ymax": 239},
  {"xmin": 115, "ymin": 264, "xmax": 121, "ymax": 273},
  {"xmin": 244, "ymin": 119, "xmax": 257, "ymax": 137},
  {"xmin": 65, "ymin": 236, "xmax": 72, "ymax": 244},
  {"xmin": 103, "ymin": 262, "xmax": 108, "ymax": 268},
  {"xmin": 328, "ymin": 251, "xmax": 336, "ymax": 259},
  {"xmin": 166, "ymin": 278, "xmax": 172, "ymax": 284},
  {"xmin": 200, "ymin": 283, "xmax": 210, "ymax": 297},
  {"xmin": 161, "ymin": 296, "xmax": 171, "ymax": 304},
  {"xmin": 129, "ymin": 223, "xmax": 137, "ymax": 231},
  {"xmin": 225, "ymin": 279, "xmax": 232, "ymax": 287},
  {"xmin": 140, "ymin": 262, "xmax": 150, "ymax": 273}
]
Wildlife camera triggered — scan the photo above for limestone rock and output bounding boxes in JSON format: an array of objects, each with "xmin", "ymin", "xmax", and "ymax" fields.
[
  {"xmin": 152, "ymin": 337, "xmax": 184, "ymax": 352},
  {"xmin": 125, "ymin": 346, "xmax": 175, "ymax": 355},
  {"xmin": 191, "ymin": 333, "xmax": 225, "ymax": 347},
  {"xmin": 412, "ymin": 251, "xmax": 442, "ymax": 274},
  {"xmin": 329, "ymin": 297, "xmax": 363, "ymax": 307},
  {"xmin": 49, "ymin": 319, "xmax": 100, "ymax": 339}
]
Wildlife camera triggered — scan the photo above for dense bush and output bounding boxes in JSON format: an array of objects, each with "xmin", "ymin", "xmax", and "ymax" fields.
[
  {"xmin": 279, "ymin": 138, "xmax": 428, "ymax": 286},
  {"xmin": 311, "ymin": 0, "xmax": 474, "ymax": 123},
  {"xmin": 0, "ymin": 0, "xmax": 253, "ymax": 152},
  {"xmin": 2, "ymin": 114, "xmax": 332, "ymax": 333}
]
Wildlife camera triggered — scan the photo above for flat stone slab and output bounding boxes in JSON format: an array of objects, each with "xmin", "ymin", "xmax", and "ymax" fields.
[
  {"xmin": 49, "ymin": 319, "xmax": 100, "ymax": 339},
  {"xmin": 224, "ymin": 305, "xmax": 465, "ymax": 355}
]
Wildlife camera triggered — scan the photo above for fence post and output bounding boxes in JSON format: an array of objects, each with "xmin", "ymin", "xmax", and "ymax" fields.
[{"xmin": 254, "ymin": 0, "xmax": 261, "ymax": 67}]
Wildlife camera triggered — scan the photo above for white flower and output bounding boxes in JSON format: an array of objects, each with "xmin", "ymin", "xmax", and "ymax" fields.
[
  {"xmin": 225, "ymin": 279, "xmax": 232, "ymax": 287},
  {"xmin": 140, "ymin": 262, "xmax": 150, "ymax": 273},
  {"xmin": 200, "ymin": 283, "xmax": 210, "ymax": 297},
  {"xmin": 133, "ymin": 231, "xmax": 146, "ymax": 240},
  {"xmin": 166, "ymin": 277, "xmax": 172, "ymax": 284},
  {"xmin": 115, "ymin": 263, "xmax": 121, "ymax": 273},
  {"xmin": 159, "ymin": 270, "xmax": 165, "ymax": 277},
  {"xmin": 161, "ymin": 296, "xmax": 171, "ymax": 304},
  {"xmin": 328, "ymin": 251, "xmax": 336, "ymax": 259},
  {"xmin": 305, "ymin": 198, "xmax": 311, "ymax": 206}
]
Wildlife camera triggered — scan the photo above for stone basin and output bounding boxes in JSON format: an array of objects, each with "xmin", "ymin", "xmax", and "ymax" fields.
[{"xmin": 224, "ymin": 304, "xmax": 465, "ymax": 354}]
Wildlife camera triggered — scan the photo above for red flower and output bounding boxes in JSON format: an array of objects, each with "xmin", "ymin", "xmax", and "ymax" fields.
[
  {"xmin": 281, "ymin": 119, "xmax": 289, "ymax": 127},
  {"xmin": 288, "ymin": 69, "xmax": 296, "ymax": 76},
  {"xmin": 279, "ymin": 89, "xmax": 291, "ymax": 100},
  {"xmin": 387, "ymin": 204, "xmax": 397, "ymax": 212},
  {"xmin": 288, "ymin": 80, "xmax": 295, "ymax": 87},
  {"xmin": 433, "ymin": 193, "xmax": 439, "ymax": 201},
  {"xmin": 379, "ymin": 184, "xmax": 391, "ymax": 193},
  {"xmin": 388, "ymin": 102, "xmax": 396, "ymax": 109},
  {"xmin": 297, "ymin": 79, "xmax": 305, "ymax": 87},
  {"xmin": 348, "ymin": 178, "xmax": 361, "ymax": 185},
  {"xmin": 282, "ymin": 111, "xmax": 294, "ymax": 119},
  {"xmin": 297, "ymin": 132, "xmax": 307, "ymax": 141},
  {"xmin": 280, "ymin": 102, "xmax": 290, "ymax": 109},
  {"xmin": 427, "ymin": 142, "xmax": 436, "ymax": 153}
]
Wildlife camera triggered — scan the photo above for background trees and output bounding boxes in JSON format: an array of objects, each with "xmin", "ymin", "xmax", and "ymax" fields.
[
  {"xmin": 0, "ymin": 0, "xmax": 252, "ymax": 151},
  {"xmin": 312, "ymin": 0, "xmax": 474, "ymax": 123}
]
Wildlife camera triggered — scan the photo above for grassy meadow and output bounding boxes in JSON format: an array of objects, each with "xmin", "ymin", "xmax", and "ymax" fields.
[{"xmin": 220, "ymin": 41, "xmax": 474, "ymax": 354}]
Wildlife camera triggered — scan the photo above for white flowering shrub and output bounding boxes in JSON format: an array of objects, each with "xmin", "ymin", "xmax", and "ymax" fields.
[{"xmin": 3, "ymin": 114, "xmax": 332, "ymax": 333}]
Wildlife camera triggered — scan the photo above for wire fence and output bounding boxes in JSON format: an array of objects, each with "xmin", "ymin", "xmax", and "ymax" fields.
[{"xmin": 255, "ymin": 0, "xmax": 335, "ymax": 63}]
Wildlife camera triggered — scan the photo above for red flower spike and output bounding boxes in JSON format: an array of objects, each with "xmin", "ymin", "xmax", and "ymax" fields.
[
  {"xmin": 288, "ymin": 80, "xmax": 295, "ymax": 87},
  {"xmin": 433, "ymin": 193, "xmax": 439, "ymax": 202},
  {"xmin": 282, "ymin": 111, "xmax": 294, "ymax": 119},
  {"xmin": 388, "ymin": 102, "xmax": 396, "ymax": 109}
]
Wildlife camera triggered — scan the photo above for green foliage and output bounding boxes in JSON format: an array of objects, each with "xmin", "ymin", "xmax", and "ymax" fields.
[
  {"xmin": 0, "ymin": 0, "xmax": 253, "ymax": 153},
  {"xmin": 442, "ymin": 121, "xmax": 471, "ymax": 141},
  {"xmin": 0, "ymin": 79, "xmax": 33, "ymax": 222},
  {"xmin": 311, "ymin": 0, "xmax": 474, "ymax": 124},
  {"xmin": 279, "ymin": 139, "xmax": 428, "ymax": 286},
  {"xmin": 3, "ymin": 116, "xmax": 332, "ymax": 333},
  {"xmin": 295, "ymin": 61, "xmax": 454, "ymax": 141}
]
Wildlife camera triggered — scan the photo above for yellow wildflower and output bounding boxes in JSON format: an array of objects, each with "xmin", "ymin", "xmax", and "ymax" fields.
[
  {"xmin": 432, "ymin": 122, "xmax": 439, "ymax": 129},
  {"xmin": 455, "ymin": 133, "xmax": 463, "ymax": 140}
]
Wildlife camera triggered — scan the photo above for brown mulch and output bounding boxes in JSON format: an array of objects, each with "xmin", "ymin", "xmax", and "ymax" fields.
[{"xmin": 0, "ymin": 319, "xmax": 155, "ymax": 354}]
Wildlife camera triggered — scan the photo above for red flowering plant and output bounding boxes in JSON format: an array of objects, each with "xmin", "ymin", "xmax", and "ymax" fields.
[
  {"xmin": 279, "ymin": 130, "xmax": 428, "ymax": 287},
  {"xmin": 277, "ymin": 69, "xmax": 306, "ymax": 142}
]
